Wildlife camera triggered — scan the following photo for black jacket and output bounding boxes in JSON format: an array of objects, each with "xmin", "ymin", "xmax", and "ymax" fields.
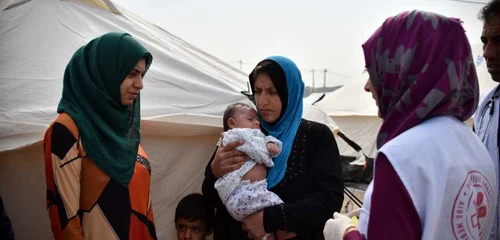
[{"xmin": 202, "ymin": 120, "xmax": 344, "ymax": 239}]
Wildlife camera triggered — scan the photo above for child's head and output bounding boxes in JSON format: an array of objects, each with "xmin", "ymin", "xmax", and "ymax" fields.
[
  {"xmin": 174, "ymin": 193, "xmax": 214, "ymax": 240},
  {"xmin": 223, "ymin": 103, "xmax": 260, "ymax": 131}
]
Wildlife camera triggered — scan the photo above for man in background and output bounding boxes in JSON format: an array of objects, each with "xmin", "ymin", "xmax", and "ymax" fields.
[{"xmin": 474, "ymin": 1, "xmax": 500, "ymax": 239}]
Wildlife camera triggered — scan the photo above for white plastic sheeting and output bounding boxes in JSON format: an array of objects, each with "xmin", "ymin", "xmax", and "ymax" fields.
[{"xmin": 0, "ymin": 1, "xmax": 340, "ymax": 239}]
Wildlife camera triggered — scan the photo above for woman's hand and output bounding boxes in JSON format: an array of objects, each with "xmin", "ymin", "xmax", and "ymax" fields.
[
  {"xmin": 242, "ymin": 211, "xmax": 267, "ymax": 240},
  {"xmin": 211, "ymin": 135, "xmax": 248, "ymax": 178},
  {"xmin": 243, "ymin": 211, "xmax": 297, "ymax": 240}
]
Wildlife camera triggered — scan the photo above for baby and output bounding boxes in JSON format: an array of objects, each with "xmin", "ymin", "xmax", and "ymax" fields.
[
  {"xmin": 215, "ymin": 103, "xmax": 283, "ymax": 219},
  {"xmin": 216, "ymin": 103, "xmax": 295, "ymax": 239}
]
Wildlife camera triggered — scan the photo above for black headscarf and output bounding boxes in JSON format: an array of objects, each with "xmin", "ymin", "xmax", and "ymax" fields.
[{"xmin": 249, "ymin": 60, "xmax": 288, "ymax": 122}]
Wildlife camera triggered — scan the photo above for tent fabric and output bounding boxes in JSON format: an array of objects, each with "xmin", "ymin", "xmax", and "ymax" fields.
[
  {"xmin": 315, "ymin": 79, "xmax": 378, "ymax": 117},
  {"xmin": 0, "ymin": 0, "xmax": 340, "ymax": 239},
  {"xmin": 0, "ymin": 0, "xmax": 245, "ymax": 151},
  {"xmin": 0, "ymin": 0, "xmax": 15, "ymax": 11},
  {"xmin": 0, "ymin": 135, "xmax": 220, "ymax": 240},
  {"xmin": 0, "ymin": 0, "xmax": 338, "ymax": 151},
  {"xmin": 304, "ymin": 92, "xmax": 327, "ymax": 105},
  {"xmin": 0, "ymin": 0, "xmax": 25, "ymax": 11},
  {"xmin": 315, "ymin": 43, "xmax": 497, "ymax": 158},
  {"xmin": 315, "ymin": 79, "xmax": 381, "ymax": 157}
]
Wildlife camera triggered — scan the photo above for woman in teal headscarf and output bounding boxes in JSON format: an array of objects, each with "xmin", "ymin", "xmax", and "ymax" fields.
[
  {"xmin": 202, "ymin": 56, "xmax": 344, "ymax": 239},
  {"xmin": 43, "ymin": 32, "xmax": 157, "ymax": 239}
]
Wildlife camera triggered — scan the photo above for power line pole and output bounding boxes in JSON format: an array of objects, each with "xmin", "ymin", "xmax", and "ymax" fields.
[
  {"xmin": 323, "ymin": 69, "xmax": 327, "ymax": 88},
  {"xmin": 312, "ymin": 69, "xmax": 315, "ymax": 93},
  {"xmin": 239, "ymin": 60, "xmax": 243, "ymax": 70}
]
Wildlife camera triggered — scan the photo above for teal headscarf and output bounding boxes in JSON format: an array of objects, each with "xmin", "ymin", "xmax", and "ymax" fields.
[
  {"xmin": 250, "ymin": 56, "xmax": 304, "ymax": 189},
  {"xmin": 57, "ymin": 32, "xmax": 153, "ymax": 186}
]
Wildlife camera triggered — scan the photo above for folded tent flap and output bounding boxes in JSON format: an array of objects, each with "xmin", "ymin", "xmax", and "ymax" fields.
[
  {"xmin": 2, "ymin": 0, "xmax": 25, "ymax": 11},
  {"xmin": 64, "ymin": 0, "xmax": 120, "ymax": 13},
  {"xmin": 3, "ymin": 0, "xmax": 118, "ymax": 12}
]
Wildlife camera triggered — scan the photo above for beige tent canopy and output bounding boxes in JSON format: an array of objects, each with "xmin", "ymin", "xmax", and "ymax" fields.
[{"xmin": 0, "ymin": 0, "xmax": 341, "ymax": 239}]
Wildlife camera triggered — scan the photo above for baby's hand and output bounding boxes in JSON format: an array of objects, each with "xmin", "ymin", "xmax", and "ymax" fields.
[{"xmin": 267, "ymin": 142, "xmax": 280, "ymax": 155}]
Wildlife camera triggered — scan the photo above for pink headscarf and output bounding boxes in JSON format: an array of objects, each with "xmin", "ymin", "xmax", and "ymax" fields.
[{"xmin": 363, "ymin": 10, "xmax": 479, "ymax": 149}]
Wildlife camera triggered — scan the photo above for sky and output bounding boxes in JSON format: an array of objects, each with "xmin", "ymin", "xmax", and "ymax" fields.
[{"xmin": 112, "ymin": 0, "xmax": 488, "ymax": 87}]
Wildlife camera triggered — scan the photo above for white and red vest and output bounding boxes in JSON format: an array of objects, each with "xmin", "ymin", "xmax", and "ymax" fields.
[{"xmin": 359, "ymin": 116, "xmax": 497, "ymax": 240}]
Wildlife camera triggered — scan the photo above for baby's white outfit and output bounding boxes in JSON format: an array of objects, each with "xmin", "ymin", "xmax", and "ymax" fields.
[{"xmin": 215, "ymin": 128, "xmax": 284, "ymax": 221}]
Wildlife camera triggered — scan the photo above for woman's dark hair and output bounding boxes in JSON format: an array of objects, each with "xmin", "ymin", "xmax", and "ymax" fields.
[
  {"xmin": 479, "ymin": 0, "xmax": 500, "ymax": 22},
  {"xmin": 250, "ymin": 61, "xmax": 272, "ymax": 82},
  {"xmin": 222, "ymin": 102, "xmax": 253, "ymax": 131},
  {"xmin": 249, "ymin": 60, "xmax": 288, "ymax": 120},
  {"xmin": 174, "ymin": 193, "xmax": 215, "ymax": 231}
]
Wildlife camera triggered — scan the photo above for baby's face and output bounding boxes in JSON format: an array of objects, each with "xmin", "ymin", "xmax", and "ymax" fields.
[{"xmin": 231, "ymin": 107, "xmax": 260, "ymax": 129}]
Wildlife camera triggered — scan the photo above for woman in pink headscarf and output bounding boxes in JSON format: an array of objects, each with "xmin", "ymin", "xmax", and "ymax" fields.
[{"xmin": 324, "ymin": 10, "xmax": 497, "ymax": 240}]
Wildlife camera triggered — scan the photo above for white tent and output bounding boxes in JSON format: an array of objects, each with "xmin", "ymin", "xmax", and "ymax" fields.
[
  {"xmin": 0, "ymin": 0, "xmax": 340, "ymax": 239},
  {"xmin": 315, "ymin": 79, "xmax": 381, "ymax": 158},
  {"xmin": 315, "ymin": 43, "xmax": 498, "ymax": 158}
]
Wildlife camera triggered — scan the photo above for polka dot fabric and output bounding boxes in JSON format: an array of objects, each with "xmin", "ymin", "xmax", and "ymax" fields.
[{"xmin": 214, "ymin": 128, "xmax": 284, "ymax": 221}]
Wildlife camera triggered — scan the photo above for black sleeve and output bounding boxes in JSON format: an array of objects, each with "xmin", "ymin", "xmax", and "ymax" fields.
[
  {"xmin": 263, "ymin": 123, "xmax": 344, "ymax": 233},
  {"xmin": 201, "ymin": 147, "xmax": 225, "ymax": 209},
  {"xmin": 0, "ymin": 196, "xmax": 15, "ymax": 240}
]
